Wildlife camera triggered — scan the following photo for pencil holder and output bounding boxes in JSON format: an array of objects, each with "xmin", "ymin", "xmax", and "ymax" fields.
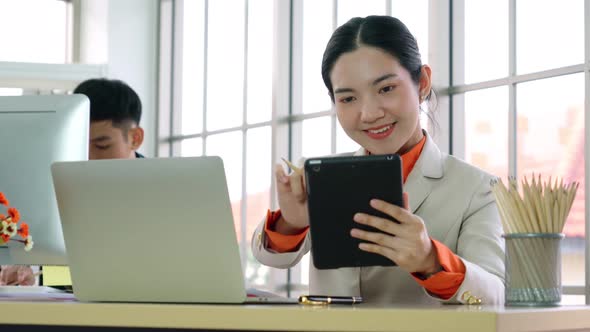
[{"xmin": 503, "ymin": 233, "xmax": 564, "ymax": 306}]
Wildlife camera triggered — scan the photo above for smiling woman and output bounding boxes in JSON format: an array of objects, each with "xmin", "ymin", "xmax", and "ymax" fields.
[
  {"xmin": 251, "ymin": 15, "xmax": 505, "ymax": 306},
  {"xmin": 329, "ymin": 47, "xmax": 430, "ymax": 155}
]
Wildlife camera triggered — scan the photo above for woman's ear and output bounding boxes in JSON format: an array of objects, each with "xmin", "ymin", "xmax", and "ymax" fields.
[
  {"xmin": 419, "ymin": 64, "xmax": 432, "ymax": 102},
  {"xmin": 129, "ymin": 127, "xmax": 145, "ymax": 150}
]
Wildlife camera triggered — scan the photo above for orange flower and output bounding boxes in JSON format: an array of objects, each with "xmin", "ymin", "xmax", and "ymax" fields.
[
  {"xmin": 0, "ymin": 192, "xmax": 8, "ymax": 206},
  {"xmin": 0, "ymin": 234, "xmax": 9, "ymax": 244},
  {"xmin": 7, "ymin": 208, "xmax": 19, "ymax": 223},
  {"xmin": 0, "ymin": 213, "xmax": 5, "ymax": 220},
  {"xmin": 17, "ymin": 222, "xmax": 29, "ymax": 238}
]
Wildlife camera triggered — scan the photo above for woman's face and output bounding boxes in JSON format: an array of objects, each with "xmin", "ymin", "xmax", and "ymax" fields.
[{"xmin": 330, "ymin": 46, "xmax": 430, "ymax": 155}]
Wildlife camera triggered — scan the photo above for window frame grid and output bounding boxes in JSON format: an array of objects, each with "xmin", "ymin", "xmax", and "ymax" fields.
[
  {"xmin": 0, "ymin": 0, "xmax": 103, "ymax": 90},
  {"xmin": 448, "ymin": 0, "xmax": 590, "ymax": 300},
  {"xmin": 159, "ymin": 0, "xmax": 292, "ymax": 296},
  {"xmin": 160, "ymin": 0, "xmax": 590, "ymax": 300}
]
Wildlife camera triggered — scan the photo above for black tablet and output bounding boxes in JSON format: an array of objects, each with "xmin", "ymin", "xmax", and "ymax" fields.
[{"xmin": 304, "ymin": 154, "xmax": 404, "ymax": 269}]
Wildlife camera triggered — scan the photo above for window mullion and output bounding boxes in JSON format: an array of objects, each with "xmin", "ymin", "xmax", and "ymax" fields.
[
  {"xmin": 584, "ymin": 0, "xmax": 590, "ymax": 304},
  {"xmin": 508, "ymin": 0, "xmax": 517, "ymax": 178},
  {"xmin": 240, "ymin": 0, "xmax": 249, "ymax": 268}
]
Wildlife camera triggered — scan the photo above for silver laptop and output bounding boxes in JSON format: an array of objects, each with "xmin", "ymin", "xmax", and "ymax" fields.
[{"xmin": 51, "ymin": 156, "xmax": 294, "ymax": 304}]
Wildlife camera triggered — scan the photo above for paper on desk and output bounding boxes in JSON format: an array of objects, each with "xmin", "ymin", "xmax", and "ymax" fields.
[{"xmin": 0, "ymin": 292, "xmax": 76, "ymax": 302}]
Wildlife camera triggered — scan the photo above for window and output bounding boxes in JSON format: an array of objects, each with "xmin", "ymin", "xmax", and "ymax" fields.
[
  {"xmin": 0, "ymin": 1, "xmax": 104, "ymax": 95},
  {"xmin": 0, "ymin": 0, "xmax": 70, "ymax": 64},
  {"xmin": 0, "ymin": 88, "xmax": 24, "ymax": 96},
  {"xmin": 451, "ymin": 0, "xmax": 587, "ymax": 298},
  {"xmin": 162, "ymin": 0, "xmax": 588, "ymax": 302},
  {"xmin": 160, "ymin": 0, "xmax": 430, "ymax": 296},
  {"xmin": 159, "ymin": 0, "xmax": 281, "ymax": 293},
  {"xmin": 461, "ymin": 87, "xmax": 509, "ymax": 181},
  {"xmin": 516, "ymin": 0, "xmax": 584, "ymax": 75}
]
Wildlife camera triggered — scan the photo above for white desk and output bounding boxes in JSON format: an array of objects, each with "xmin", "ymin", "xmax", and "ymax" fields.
[{"xmin": 0, "ymin": 300, "xmax": 589, "ymax": 331}]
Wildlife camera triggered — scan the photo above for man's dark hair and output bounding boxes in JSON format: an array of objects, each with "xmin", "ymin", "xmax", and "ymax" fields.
[{"xmin": 73, "ymin": 78, "xmax": 142, "ymax": 128}]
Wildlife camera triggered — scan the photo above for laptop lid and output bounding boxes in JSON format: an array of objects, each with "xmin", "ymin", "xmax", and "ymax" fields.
[{"xmin": 51, "ymin": 156, "xmax": 248, "ymax": 303}]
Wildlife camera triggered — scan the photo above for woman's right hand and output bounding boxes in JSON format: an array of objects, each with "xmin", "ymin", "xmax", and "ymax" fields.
[{"xmin": 274, "ymin": 163, "xmax": 309, "ymax": 234}]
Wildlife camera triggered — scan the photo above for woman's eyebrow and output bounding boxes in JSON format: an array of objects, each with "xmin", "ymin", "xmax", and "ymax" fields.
[
  {"xmin": 334, "ymin": 87, "xmax": 355, "ymax": 95},
  {"xmin": 371, "ymin": 73, "xmax": 398, "ymax": 86},
  {"xmin": 334, "ymin": 73, "xmax": 399, "ymax": 95}
]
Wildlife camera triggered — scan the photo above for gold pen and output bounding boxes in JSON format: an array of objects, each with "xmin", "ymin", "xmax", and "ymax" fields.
[
  {"xmin": 281, "ymin": 157, "xmax": 303, "ymax": 175},
  {"xmin": 298, "ymin": 295, "xmax": 363, "ymax": 305}
]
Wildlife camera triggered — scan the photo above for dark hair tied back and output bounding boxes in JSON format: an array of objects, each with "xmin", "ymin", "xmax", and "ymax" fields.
[{"xmin": 321, "ymin": 15, "xmax": 423, "ymax": 103}]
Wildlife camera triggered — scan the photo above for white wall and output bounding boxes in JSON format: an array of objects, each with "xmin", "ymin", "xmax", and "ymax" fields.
[{"xmin": 107, "ymin": 0, "xmax": 159, "ymax": 157}]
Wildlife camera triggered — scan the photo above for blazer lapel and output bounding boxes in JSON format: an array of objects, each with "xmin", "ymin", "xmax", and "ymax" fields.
[
  {"xmin": 403, "ymin": 133, "xmax": 445, "ymax": 213},
  {"xmin": 405, "ymin": 171, "xmax": 432, "ymax": 213}
]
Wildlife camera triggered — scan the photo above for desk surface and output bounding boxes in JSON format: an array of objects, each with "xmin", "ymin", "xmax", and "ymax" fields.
[{"xmin": 0, "ymin": 299, "xmax": 589, "ymax": 332}]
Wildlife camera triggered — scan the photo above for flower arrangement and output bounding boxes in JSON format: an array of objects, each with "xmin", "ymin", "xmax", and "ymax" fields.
[{"xmin": 0, "ymin": 192, "xmax": 33, "ymax": 251}]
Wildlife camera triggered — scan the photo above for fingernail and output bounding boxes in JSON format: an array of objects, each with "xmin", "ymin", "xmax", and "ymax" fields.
[{"xmin": 353, "ymin": 213, "xmax": 364, "ymax": 222}]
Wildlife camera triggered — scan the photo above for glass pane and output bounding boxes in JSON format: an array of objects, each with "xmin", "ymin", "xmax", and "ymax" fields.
[
  {"xmin": 336, "ymin": 120, "xmax": 361, "ymax": 154},
  {"xmin": 246, "ymin": 0, "xmax": 274, "ymax": 124},
  {"xmin": 246, "ymin": 127, "xmax": 272, "ymax": 238},
  {"xmin": 516, "ymin": 73, "xmax": 584, "ymax": 285},
  {"xmin": 180, "ymin": 137, "xmax": 203, "ymax": 157},
  {"xmin": 206, "ymin": 131, "xmax": 243, "ymax": 232},
  {"xmin": 302, "ymin": 0, "xmax": 333, "ymax": 114},
  {"xmin": 207, "ymin": 0, "xmax": 245, "ymax": 130},
  {"xmin": 294, "ymin": 116, "xmax": 332, "ymax": 293},
  {"xmin": 0, "ymin": 0, "xmax": 68, "ymax": 63},
  {"xmin": 300, "ymin": 253, "xmax": 310, "ymax": 287},
  {"xmin": 245, "ymin": 127, "xmax": 272, "ymax": 289},
  {"xmin": 464, "ymin": 86, "xmax": 509, "ymax": 180},
  {"xmin": 302, "ymin": 117, "xmax": 333, "ymax": 158},
  {"xmin": 181, "ymin": 0, "xmax": 205, "ymax": 135},
  {"xmin": 516, "ymin": 0, "xmax": 584, "ymax": 74},
  {"xmin": 0, "ymin": 88, "xmax": 23, "ymax": 96},
  {"xmin": 463, "ymin": 0, "xmax": 508, "ymax": 83},
  {"xmin": 337, "ymin": 0, "xmax": 386, "ymax": 26},
  {"xmin": 390, "ymin": 0, "xmax": 429, "ymax": 65}
]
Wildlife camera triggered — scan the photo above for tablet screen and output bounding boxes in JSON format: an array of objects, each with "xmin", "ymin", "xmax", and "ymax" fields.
[{"xmin": 304, "ymin": 154, "xmax": 403, "ymax": 269}]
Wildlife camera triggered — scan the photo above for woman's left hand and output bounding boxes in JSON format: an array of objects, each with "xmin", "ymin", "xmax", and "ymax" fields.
[{"xmin": 350, "ymin": 193, "xmax": 441, "ymax": 275}]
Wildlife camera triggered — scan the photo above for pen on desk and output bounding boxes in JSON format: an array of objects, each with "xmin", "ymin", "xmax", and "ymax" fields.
[
  {"xmin": 280, "ymin": 157, "xmax": 303, "ymax": 175},
  {"xmin": 298, "ymin": 295, "xmax": 363, "ymax": 305}
]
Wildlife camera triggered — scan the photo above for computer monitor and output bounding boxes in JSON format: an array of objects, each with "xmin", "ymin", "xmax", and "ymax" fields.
[{"xmin": 0, "ymin": 95, "xmax": 89, "ymax": 265}]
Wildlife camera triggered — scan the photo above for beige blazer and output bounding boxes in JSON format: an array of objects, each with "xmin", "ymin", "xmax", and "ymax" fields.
[{"xmin": 252, "ymin": 133, "xmax": 505, "ymax": 305}]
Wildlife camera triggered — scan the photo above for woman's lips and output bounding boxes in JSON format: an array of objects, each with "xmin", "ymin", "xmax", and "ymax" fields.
[{"xmin": 364, "ymin": 123, "xmax": 395, "ymax": 140}]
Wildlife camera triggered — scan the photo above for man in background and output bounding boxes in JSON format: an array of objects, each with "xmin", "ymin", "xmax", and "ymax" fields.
[
  {"xmin": 0, "ymin": 78, "xmax": 145, "ymax": 286},
  {"xmin": 77, "ymin": 78, "xmax": 145, "ymax": 160}
]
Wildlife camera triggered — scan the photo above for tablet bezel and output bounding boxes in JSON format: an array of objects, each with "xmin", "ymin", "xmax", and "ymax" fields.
[{"xmin": 304, "ymin": 154, "xmax": 403, "ymax": 269}]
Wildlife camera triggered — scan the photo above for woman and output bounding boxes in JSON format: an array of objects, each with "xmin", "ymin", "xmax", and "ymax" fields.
[{"xmin": 252, "ymin": 15, "xmax": 504, "ymax": 305}]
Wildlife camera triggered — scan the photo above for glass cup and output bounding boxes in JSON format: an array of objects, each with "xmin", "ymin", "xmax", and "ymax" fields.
[{"xmin": 503, "ymin": 233, "xmax": 564, "ymax": 306}]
